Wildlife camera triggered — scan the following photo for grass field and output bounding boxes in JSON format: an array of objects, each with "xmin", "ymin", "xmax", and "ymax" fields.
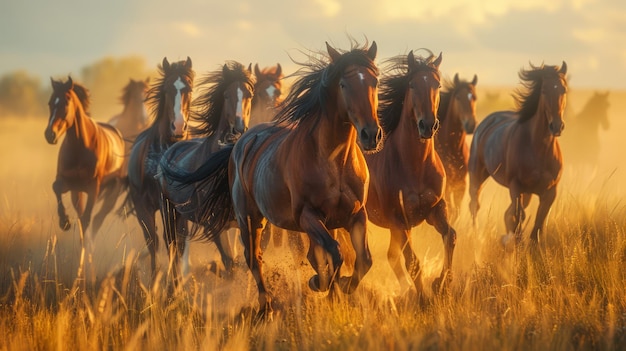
[{"xmin": 0, "ymin": 87, "xmax": 625, "ymax": 350}]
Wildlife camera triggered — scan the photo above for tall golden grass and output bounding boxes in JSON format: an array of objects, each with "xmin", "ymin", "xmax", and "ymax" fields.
[{"xmin": 1, "ymin": 88, "xmax": 625, "ymax": 350}]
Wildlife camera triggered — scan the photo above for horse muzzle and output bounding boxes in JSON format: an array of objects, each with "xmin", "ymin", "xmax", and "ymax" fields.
[
  {"xmin": 45, "ymin": 129, "xmax": 58, "ymax": 144},
  {"xmin": 549, "ymin": 121, "xmax": 564, "ymax": 136},
  {"xmin": 359, "ymin": 125, "xmax": 383, "ymax": 153},
  {"xmin": 418, "ymin": 118, "xmax": 440, "ymax": 139}
]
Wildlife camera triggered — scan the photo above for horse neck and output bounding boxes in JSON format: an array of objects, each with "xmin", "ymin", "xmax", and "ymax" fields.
[
  {"xmin": 122, "ymin": 97, "xmax": 148, "ymax": 125},
  {"xmin": 308, "ymin": 104, "xmax": 358, "ymax": 162},
  {"xmin": 439, "ymin": 95, "xmax": 466, "ymax": 150},
  {"xmin": 67, "ymin": 99, "xmax": 98, "ymax": 147}
]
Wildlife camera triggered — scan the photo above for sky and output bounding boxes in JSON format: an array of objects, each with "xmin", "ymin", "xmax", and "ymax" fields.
[{"xmin": 1, "ymin": 0, "xmax": 625, "ymax": 90}]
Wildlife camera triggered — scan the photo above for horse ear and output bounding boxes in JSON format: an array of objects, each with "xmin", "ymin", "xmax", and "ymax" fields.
[
  {"xmin": 185, "ymin": 56, "xmax": 192, "ymax": 69},
  {"xmin": 559, "ymin": 61, "xmax": 567, "ymax": 75},
  {"xmin": 326, "ymin": 42, "xmax": 341, "ymax": 63},
  {"xmin": 472, "ymin": 74, "xmax": 478, "ymax": 86},
  {"xmin": 407, "ymin": 50, "xmax": 416, "ymax": 72},
  {"xmin": 162, "ymin": 57, "xmax": 170, "ymax": 71},
  {"xmin": 367, "ymin": 41, "xmax": 377, "ymax": 61},
  {"xmin": 145, "ymin": 77, "xmax": 150, "ymax": 84},
  {"xmin": 222, "ymin": 63, "xmax": 229, "ymax": 75},
  {"xmin": 254, "ymin": 63, "xmax": 261, "ymax": 77},
  {"xmin": 276, "ymin": 63, "xmax": 282, "ymax": 77},
  {"xmin": 66, "ymin": 76, "xmax": 74, "ymax": 89},
  {"xmin": 433, "ymin": 52, "xmax": 443, "ymax": 69},
  {"xmin": 247, "ymin": 63, "xmax": 252, "ymax": 74},
  {"xmin": 454, "ymin": 73, "xmax": 460, "ymax": 85}
]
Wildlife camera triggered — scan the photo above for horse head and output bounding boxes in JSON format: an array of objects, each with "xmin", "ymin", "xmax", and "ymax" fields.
[
  {"xmin": 541, "ymin": 61, "xmax": 568, "ymax": 136},
  {"xmin": 45, "ymin": 76, "xmax": 82, "ymax": 144},
  {"xmin": 407, "ymin": 50, "xmax": 443, "ymax": 139},
  {"xmin": 452, "ymin": 73, "xmax": 478, "ymax": 134},
  {"xmin": 327, "ymin": 41, "xmax": 383, "ymax": 153},
  {"xmin": 160, "ymin": 56, "xmax": 194, "ymax": 139}
]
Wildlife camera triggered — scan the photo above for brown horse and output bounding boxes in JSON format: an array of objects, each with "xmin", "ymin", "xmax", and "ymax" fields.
[
  {"xmin": 468, "ymin": 62, "xmax": 568, "ymax": 245},
  {"xmin": 126, "ymin": 57, "xmax": 195, "ymax": 280},
  {"xmin": 434, "ymin": 73, "xmax": 478, "ymax": 221},
  {"xmin": 365, "ymin": 50, "xmax": 456, "ymax": 297},
  {"xmin": 45, "ymin": 77, "xmax": 126, "ymax": 238},
  {"xmin": 160, "ymin": 41, "xmax": 382, "ymax": 317},
  {"xmin": 250, "ymin": 63, "xmax": 283, "ymax": 126},
  {"xmin": 107, "ymin": 78, "xmax": 150, "ymax": 174},
  {"xmin": 157, "ymin": 61, "xmax": 254, "ymax": 287}
]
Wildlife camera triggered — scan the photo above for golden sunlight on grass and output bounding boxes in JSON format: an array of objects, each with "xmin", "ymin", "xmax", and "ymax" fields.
[{"xmin": 0, "ymin": 87, "xmax": 625, "ymax": 350}]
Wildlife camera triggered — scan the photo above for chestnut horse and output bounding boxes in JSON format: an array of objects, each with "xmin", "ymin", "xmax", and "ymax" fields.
[
  {"xmin": 250, "ymin": 63, "xmax": 283, "ymax": 126},
  {"xmin": 126, "ymin": 57, "xmax": 195, "ymax": 280},
  {"xmin": 434, "ymin": 73, "xmax": 478, "ymax": 221},
  {"xmin": 45, "ymin": 77, "xmax": 126, "ymax": 238},
  {"xmin": 365, "ymin": 50, "xmax": 456, "ymax": 297},
  {"xmin": 469, "ymin": 62, "xmax": 568, "ymax": 245},
  {"xmin": 160, "ymin": 41, "xmax": 382, "ymax": 317},
  {"xmin": 157, "ymin": 61, "xmax": 254, "ymax": 287}
]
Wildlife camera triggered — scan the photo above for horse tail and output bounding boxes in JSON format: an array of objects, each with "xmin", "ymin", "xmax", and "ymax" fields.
[{"xmin": 160, "ymin": 145, "xmax": 235, "ymax": 241}]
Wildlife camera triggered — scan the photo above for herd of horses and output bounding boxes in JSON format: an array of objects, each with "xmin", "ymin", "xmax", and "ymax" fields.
[{"xmin": 44, "ymin": 39, "xmax": 603, "ymax": 317}]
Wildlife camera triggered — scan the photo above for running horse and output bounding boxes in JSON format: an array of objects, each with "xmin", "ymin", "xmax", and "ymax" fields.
[
  {"xmin": 157, "ymin": 61, "xmax": 254, "ymax": 287},
  {"xmin": 44, "ymin": 77, "xmax": 126, "ymax": 238},
  {"xmin": 468, "ymin": 62, "xmax": 568, "ymax": 245},
  {"xmin": 434, "ymin": 73, "xmax": 478, "ymax": 221},
  {"xmin": 250, "ymin": 63, "xmax": 283, "ymax": 126},
  {"xmin": 126, "ymin": 57, "xmax": 195, "ymax": 281},
  {"xmin": 160, "ymin": 41, "xmax": 382, "ymax": 317},
  {"xmin": 107, "ymin": 78, "xmax": 150, "ymax": 172},
  {"xmin": 365, "ymin": 50, "xmax": 457, "ymax": 298}
]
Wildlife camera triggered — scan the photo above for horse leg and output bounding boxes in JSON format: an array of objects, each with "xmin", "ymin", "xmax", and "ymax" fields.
[
  {"xmin": 468, "ymin": 165, "xmax": 489, "ymax": 226},
  {"xmin": 79, "ymin": 183, "xmax": 99, "ymax": 237},
  {"xmin": 91, "ymin": 179, "xmax": 122, "ymax": 237},
  {"xmin": 452, "ymin": 179, "xmax": 466, "ymax": 221},
  {"xmin": 504, "ymin": 188, "xmax": 529, "ymax": 245},
  {"xmin": 306, "ymin": 240, "xmax": 332, "ymax": 292},
  {"xmin": 214, "ymin": 228, "xmax": 237, "ymax": 276},
  {"xmin": 530, "ymin": 188, "xmax": 557, "ymax": 243},
  {"xmin": 161, "ymin": 198, "xmax": 185, "ymax": 292},
  {"xmin": 388, "ymin": 227, "xmax": 419, "ymax": 295},
  {"xmin": 239, "ymin": 214, "xmax": 273, "ymax": 318},
  {"xmin": 426, "ymin": 200, "xmax": 457, "ymax": 294},
  {"xmin": 299, "ymin": 207, "xmax": 343, "ymax": 293},
  {"xmin": 133, "ymin": 197, "xmax": 159, "ymax": 281},
  {"xmin": 71, "ymin": 191, "xmax": 86, "ymax": 217},
  {"xmin": 53, "ymin": 180, "xmax": 71, "ymax": 231},
  {"xmin": 338, "ymin": 208, "xmax": 372, "ymax": 294}
]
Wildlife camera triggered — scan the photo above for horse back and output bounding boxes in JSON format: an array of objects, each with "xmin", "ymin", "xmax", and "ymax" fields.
[{"xmin": 96, "ymin": 122, "xmax": 126, "ymax": 177}]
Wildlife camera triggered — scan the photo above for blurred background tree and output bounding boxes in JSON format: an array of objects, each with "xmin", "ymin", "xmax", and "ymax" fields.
[{"xmin": 0, "ymin": 55, "xmax": 156, "ymax": 119}]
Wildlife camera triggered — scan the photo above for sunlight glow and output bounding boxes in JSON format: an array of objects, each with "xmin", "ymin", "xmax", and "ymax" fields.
[
  {"xmin": 173, "ymin": 21, "xmax": 201, "ymax": 37},
  {"xmin": 315, "ymin": 0, "xmax": 341, "ymax": 17}
]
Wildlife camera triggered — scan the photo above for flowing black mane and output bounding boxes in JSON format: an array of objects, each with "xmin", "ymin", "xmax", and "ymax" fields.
[
  {"xmin": 274, "ymin": 41, "xmax": 378, "ymax": 126},
  {"xmin": 379, "ymin": 52, "xmax": 440, "ymax": 135},
  {"xmin": 514, "ymin": 63, "xmax": 568, "ymax": 123},
  {"xmin": 191, "ymin": 61, "xmax": 254, "ymax": 137}
]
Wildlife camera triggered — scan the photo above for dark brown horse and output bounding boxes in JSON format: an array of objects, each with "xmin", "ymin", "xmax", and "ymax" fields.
[
  {"xmin": 250, "ymin": 63, "xmax": 283, "ymax": 126},
  {"xmin": 160, "ymin": 41, "xmax": 382, "ymax": 317},
  {"xmin": 365, "ymin": 50, "xmax": 456, "ymax": 297},
  {"xmin": 468, "ymin": 62, "xmax": 568, "ymax": 245},
  {"xmin": 157, "ymin": 61, "xmax": 254, "ymax": 287},
  {"xmin": 434, "ymin": 73, "xmax": 478, "ymax": 221},
  {"xmin": 126, "ymin": 57, "xmax": 195, "ymax": 280},
  {"xmin": 45, "ymin": 77, "xmax": 126, "ymax": 238}
]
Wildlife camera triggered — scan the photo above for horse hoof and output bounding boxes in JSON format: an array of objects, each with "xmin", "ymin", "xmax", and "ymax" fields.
[
  {"xmin": 308, "ymin": 275, "xmax": 322, "ymax": 292},
  {"xmin": 60, "ymin": 218, "xmax": 71, "ymax": 231}
]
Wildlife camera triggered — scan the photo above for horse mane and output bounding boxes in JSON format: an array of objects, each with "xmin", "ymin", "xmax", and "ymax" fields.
[
  {"xmin": 514, "ymin": 63, "xmax": 568, "ymax": 123},
  {"xmin": 274, "ymin": 40, "xmax": 379, "ymax": 126},
  {"xmin": 379, "ymin": 51, "xmax": 440, "ymax": 136},
  {"xmin": 70, "ymin": 81, "xmax": 91, "ymax": 115},
  {"xmin": 119, "ymin": 79, "xmax": 143, "ymax": 105},
  {"xmin": 438, "ymin": 77, "xmax": 460, "ymax": 122},
  {"xmin": 191, "ymin": 61, "xmax": 255, "ymax": 137}
]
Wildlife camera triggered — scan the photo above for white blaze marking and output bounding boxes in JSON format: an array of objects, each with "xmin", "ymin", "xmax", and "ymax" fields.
[
  {"xmin": 265, "ymin": 85, "xmax": 276, "ymax": 100},
  {"xmin": 423, "ymin": 76, "xmax": 428, "ymax": 82},
  {"xmin": 468, "ymin": 93, "xmax": 473, "ymax": 101},
  {"xmin": 173, "ymin": 77, "xmax": 186, "ymax": 132},
  {"xmin": 358, "ymin": 72, "xmax": 364, "ymax": 83},
  {"xmin": 48, "ymin": 97, "xmax": 61, "ymax": 128},
  {"xmin": 236, "ymin": 87, "xmax": 243, "ymax": 116}
]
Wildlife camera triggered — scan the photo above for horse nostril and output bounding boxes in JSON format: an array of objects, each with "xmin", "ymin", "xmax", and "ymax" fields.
[
  {"xmin": 171, "ymin": 122, "xmax": 176, "ymax": 131},
  {"xmin": 375, "ymin": 127, "xmax": 383, "ymax": 143},
  {"xmin": 418, "ymin": 120, "xmax": 425, "ymax": 133},
  {"xmin": 360, "ymin": 128, "xmax": 370, "ymax": 141}
]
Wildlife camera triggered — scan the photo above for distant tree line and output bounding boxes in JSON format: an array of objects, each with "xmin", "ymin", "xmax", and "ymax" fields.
[{"xmin": 0, "ymin": 56, "xmax": 155, "ymax": 119}]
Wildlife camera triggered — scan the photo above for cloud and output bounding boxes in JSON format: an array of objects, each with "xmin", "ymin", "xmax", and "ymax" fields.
[{"xmin": 172, "ymin": 22, "xmax": 202, "ymax": 38}]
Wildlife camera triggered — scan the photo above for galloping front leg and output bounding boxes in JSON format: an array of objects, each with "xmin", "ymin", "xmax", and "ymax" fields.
[
  {"xmin": 91, "ymin": 178, "xmax": 123, "ymax": 237},
  {"xmin": 53, "ymin": 179, "xmax": 71, "ymax": 231},
  {"xmin": 530, "ymin": 187, "xmax": 557, "ymax": 243},
  {"xmin": 299, "ymin": 206, "xmax": 343, "ymax": 293},
  {"xmin": 80, "ymin": 182, "xmax": 99, "ymax": 236},
  {"xmin": 504, "ymin": 186, "xmax": 528, "ymax": 245},
  {"xmin": 426, "ymin": 200, "xmax": 457, "ymax": 294},
  {"xmin": 388, "ymin": 227, "xmax": 420, "ymax": 296},
  {"xmin": 239, "ymin": 214, "xmax": 273, "ymax": 318},
  {"xmin": 468, "ymin": 166, "xmax": 489, "ymax": 226},
  {"xmin": 338, "ymin": 208, "xmax": 372, "ymax": 294}
]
